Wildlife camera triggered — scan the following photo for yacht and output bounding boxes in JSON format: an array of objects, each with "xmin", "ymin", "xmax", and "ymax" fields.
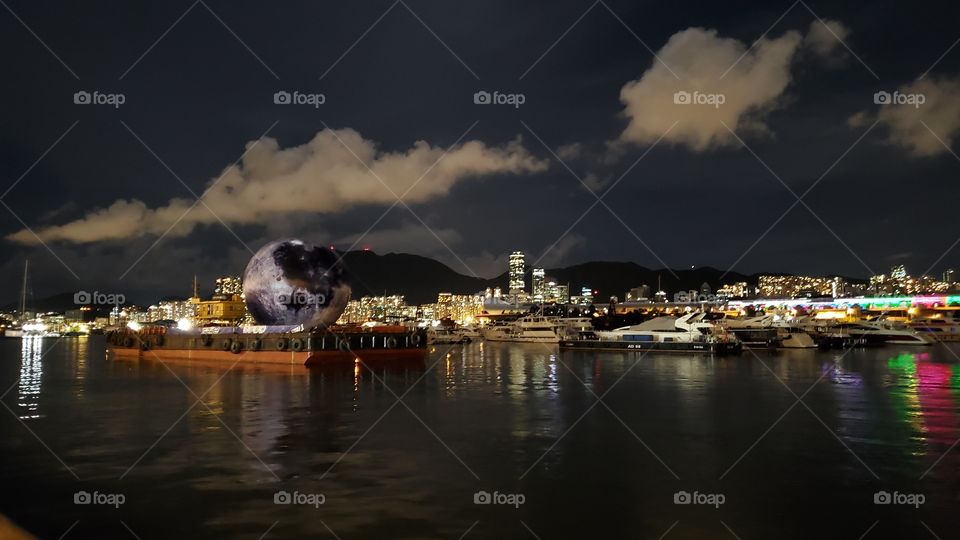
[
  {"xmin": 907, "ymin": 317, "xmax": 960, "ymax": 342},
  {"xmin": 427, "ymin": 326, "xmax": 470, "ymax": 344},
  {"xmin": 719, "ymin": 314, "xmax": 817, "ymax": 349},
  {"xmin": 486, "ymin": 315, "xmax": 560, "ymax": 343},
  {"xmin": 555, "ymin": 317, "xmax": 594, "ymax": 339},
  {"xmin": 823, "ymin": 320, "xmax": 935, "ymax": 346},
  {"xmin": 481, "ymin": 320, "xmax": 514, "ymax": 341},
  {"xmin": 568, "ymin": 315, "xmax": 740, "ymax": 354},
  {"xmin": 458, "ymin": 325, "xmax": 483, "ymax": 341}
]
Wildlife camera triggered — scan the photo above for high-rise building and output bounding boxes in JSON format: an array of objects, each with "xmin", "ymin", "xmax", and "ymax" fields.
[
  {"xmin": 531, "ymin": 268, "xmax": 545, "ymax": 302},
  {"xmin": 545, "ymin": 280, "xmax": 569, "ymax": 304},
  {"xmin": 509, "ymin": 251, "xmax": 526, "ymax": 293},
  {"xmin": 945, "ymin": 269, "xmax": 956, "ymax": 284},
  {"xmin": 214, "ymin": 276, "xmax": 243, "ymax": 297},
  {"xmin": 890, "ymin": 265, "xmax": 907, "ymax": 280}
]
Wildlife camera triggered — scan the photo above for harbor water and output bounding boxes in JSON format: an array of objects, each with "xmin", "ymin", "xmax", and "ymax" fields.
[{"xmin": 2, "ymin": 336, "xmax": 960, "ymax": 539}]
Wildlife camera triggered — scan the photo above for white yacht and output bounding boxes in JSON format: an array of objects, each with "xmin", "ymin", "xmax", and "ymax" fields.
[
  {"xmin": 486, "ymin": 315, "xmax": 560, "ymax": 343},
  {"xmin": 579, "ymin": 314, "xmax": 740, "ymax": 354},
  {"xmin": 597, "ymin": 315, "xmax": 712, "ymax": 344},
  {"xmin": 907, "ymin": 317, "xmax": 960, "ymax": 342},
  {"xmin": 555, "ymin": 317, "xmax": 594, "ymax": 339},
  {"xmin": 719, "ymin": 314, "xmax": 817, "ymax": 349},
  {"xmin": 458, "ymin": 325, "xmax": 483, "ymax": 340},
  {"xmin": 825, "ymin": 320, "xmax": 935, "ymax": 346},
  {"xmin": 427, "ymin": 326, "xmax": 470, "ymax": 344}
]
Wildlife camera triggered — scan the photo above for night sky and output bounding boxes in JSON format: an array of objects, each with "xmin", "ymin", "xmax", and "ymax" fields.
[{"xmin": 1, "ymin": 0, "xmax": 959, "ymax": 304}]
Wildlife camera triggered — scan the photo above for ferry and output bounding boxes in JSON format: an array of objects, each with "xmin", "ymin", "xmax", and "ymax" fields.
[{"xmin": 107, "ymin": 324, "xmax": 428, "ymax": 366}]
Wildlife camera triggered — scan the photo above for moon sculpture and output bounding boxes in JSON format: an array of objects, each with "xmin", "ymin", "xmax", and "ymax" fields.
[{"xmin": 242, "ymin": 239, "xmax": 351, "ymax": 328}]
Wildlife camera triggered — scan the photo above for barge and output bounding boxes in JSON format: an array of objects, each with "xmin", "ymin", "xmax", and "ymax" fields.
[{"xmin": 107, "ymin": 324, "xmax": 428, "ymax": 366}]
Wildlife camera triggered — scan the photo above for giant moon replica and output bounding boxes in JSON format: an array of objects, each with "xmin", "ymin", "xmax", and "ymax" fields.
[{"xmin": 243, "ymin": 239, "xmax": 351, "ymax": 328}]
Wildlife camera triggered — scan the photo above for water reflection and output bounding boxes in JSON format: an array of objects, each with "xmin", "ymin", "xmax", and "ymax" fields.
[
  {"xmin": 17, "ymin": 337, "xmax": 44, "ymax": 419},
  {"xmin": 886, "ymin": 352, "xmax": 960, "ymax": 453}
]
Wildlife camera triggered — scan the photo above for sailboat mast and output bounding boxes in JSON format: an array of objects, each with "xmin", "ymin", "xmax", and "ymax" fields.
[{"xmin": 19, "ymin": 260, "xmax": 28, "ymax": 318}]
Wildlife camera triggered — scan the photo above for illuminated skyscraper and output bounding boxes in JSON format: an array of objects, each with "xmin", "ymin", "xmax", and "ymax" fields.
[
  {"xmin": 532, "ymin": 268, "xmax": 545, "ymax": 302},
  {"xmin": 890, "ymin": 265, "xmax": 907, "ymax": 280},
  {"xmin": 214, "ymin": 276, "xmax": 243, "ymax": 297},
  {"xmin": 945, "ymin": 269, "xmax": 956, "ymax": 284},
  {"xmin": 509, "ymin": 251, "xmax": 526, "ymax": 294}
]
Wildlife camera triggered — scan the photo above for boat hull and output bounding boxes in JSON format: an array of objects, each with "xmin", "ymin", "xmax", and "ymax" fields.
[
  {"xmin": 559, "ymin": 339, "xmax": 741, "ymax": 355},
  {"xmin": 106, "ymin": 327, "xmax": 428, "ymax": 366}
]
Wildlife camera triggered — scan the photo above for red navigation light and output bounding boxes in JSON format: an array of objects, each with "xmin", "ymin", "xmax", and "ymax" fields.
[{"xmin": 363, "ymin": 245, "xmax": 370, "ymax": 251}]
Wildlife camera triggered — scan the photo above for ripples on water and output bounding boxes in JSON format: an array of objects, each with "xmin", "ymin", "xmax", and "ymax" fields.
[{"xmin": 1, "ymin": 337, "xmax": 959, "ymax": 539}]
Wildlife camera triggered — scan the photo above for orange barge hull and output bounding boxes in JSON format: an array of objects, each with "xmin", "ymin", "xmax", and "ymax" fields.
[{"xmin": 106, "ymin": 326, "xmax": 428, "ymax": 366}]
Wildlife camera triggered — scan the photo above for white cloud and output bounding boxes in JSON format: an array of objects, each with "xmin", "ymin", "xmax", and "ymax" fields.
[
  {"xmin": 9, "ymin": 129, "xmax": 548, "ymax": 244},
  {"xmin": 616, "ymin": 21, "xmax": 849, "ymax": 152},
  {"xmin": 865, "ymin": 77, "xmax": 960, "ymax": 157},
  {"xmin": 804, "ymin": 19, "xmax": 850, "ymax": 58}
]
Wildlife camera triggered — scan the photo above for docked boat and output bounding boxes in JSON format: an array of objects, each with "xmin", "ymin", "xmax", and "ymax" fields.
[
  {"xmin": 485, "ymin": 315, "xmax": 560, "ymax": 343},
  {"xmin": 814, "ymin": 320, "xmax": 935, "ymax": 347},
  {"xmin": 427, "ymin": 326, "xmax": 470, "ymax": 344},
  {"xmin": 107, "ymin": 324, "xmax": 428, "ymax": 366},
  {"xmin": 907, "ymin": 317, "xmax": 960, "ymax": 342},
  {"xmin": 717, "ymin": 314, "xmax": 817, "ymax": 349},
  {"xmin": 562, "ymin": 315, "xmax": 741, "ymax": 354},
  {"xmin": 458, "ymin": 325, "xmax": 483, "ymax": 341}
]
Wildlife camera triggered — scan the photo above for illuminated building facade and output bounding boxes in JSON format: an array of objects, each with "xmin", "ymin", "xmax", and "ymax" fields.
[
  {"xmin": 509, "ymin": 251, "xmax": 525, "ymax": 294},
  {"xmin": 758, "ymin": 275, "xmax": 838, "ymax": 298},
  {"xmin": 214, "ymin": 276, "xmax": 243, "ymax": 297},
  {"xmin": 716, "ymin": 282, "xmax": 749, "ymax": 299},
  {"xmin": 544, "ymin": 280, "xmax": 569, "ymax": 304},
  {"xmin": 869, "ymin": 266, "xmax": 952, "ymax": 295},
  {"xmin": 531, "ymin": 268, "xmax": 545, "ymax": 302}
]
